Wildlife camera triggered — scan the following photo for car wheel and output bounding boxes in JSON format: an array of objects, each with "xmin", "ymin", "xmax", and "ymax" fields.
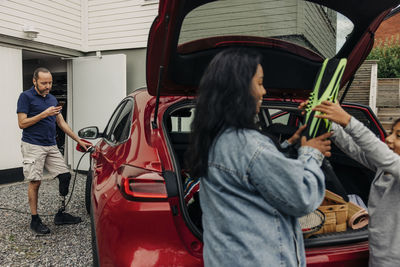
[
  {"xmin": 85, "ymin": 170, "xmax": 92, "ymax": 214},
  {"xmin": 90, "ymin": 204, "xmax": 100, "ymax": 267}
]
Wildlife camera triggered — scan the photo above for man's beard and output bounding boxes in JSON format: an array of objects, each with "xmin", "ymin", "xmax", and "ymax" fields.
[{"xmin": 36, "ymin": 86, "xmax": 50, "ymax": 96}]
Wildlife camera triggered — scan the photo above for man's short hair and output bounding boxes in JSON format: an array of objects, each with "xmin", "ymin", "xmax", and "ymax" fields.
[{"xmin": 33, "ymin": 67, "xmax": 51, "ymax": 80}]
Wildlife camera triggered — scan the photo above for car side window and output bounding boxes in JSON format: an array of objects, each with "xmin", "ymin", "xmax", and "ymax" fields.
[
  {"xmin": 270, "ymin": 109, "xmax": 290, "ymax": 125},
  {"xmin": 343, "ymin": 106, "xmax": 383, "ymax": 138},
  {"xmin": 108, "ymin": 100, "xmax": 134, "ymax": 144},
  {"xmin": 103, "ymin": 101, "xmax": 127, "ymax": 139}
]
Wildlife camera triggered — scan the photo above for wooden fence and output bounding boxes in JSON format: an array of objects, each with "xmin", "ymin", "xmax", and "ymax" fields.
[
  {"xmin": 339, "ymin": 60, "xmax": 377, "ymax": 108},
  {"xmin": 377, "ymin": 78, "xmax": 400, "ymax": 132}
]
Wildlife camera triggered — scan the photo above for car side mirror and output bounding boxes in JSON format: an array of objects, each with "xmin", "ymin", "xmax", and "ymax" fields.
[{"xmin": 78, "ymin": 126, "xmax": 101, "ymax": 139}]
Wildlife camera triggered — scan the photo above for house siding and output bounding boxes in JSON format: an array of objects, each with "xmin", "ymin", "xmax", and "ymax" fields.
[
  {"xmin": 87, "ymin": 0, "xmax": 158, "ymax": 51},
  {"xmin": 179, "ymin": 0, "xmax": 335, "ymax": 57},
  {"xmin": 179, "ymin": 0, "xmax": 298, "ymax": 45},
  {"xmin": 0, "ymin": 0, "xmax": 159, "ymax": 52},
  {"xmin": 0, "ymin": 0, "xmax": 82, "ymax": 50},
  {"xmin": 303, "ymin": 1, "xmax": 336, "ymax": 57},
  {"xmin": 0, "ymin": 0, "xmax": 336, "ymax": 54}
]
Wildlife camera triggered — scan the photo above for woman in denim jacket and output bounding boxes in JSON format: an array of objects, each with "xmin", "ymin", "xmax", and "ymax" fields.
[
  {"xmin": 187, "ymin": 48, "xmax": 332, "ymax": 267},
  {"xmin": 313, "ymin": 101, "xmax": 400, "ymax": 267}
]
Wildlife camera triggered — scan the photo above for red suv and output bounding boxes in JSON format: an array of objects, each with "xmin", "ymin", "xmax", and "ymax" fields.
[{"xmin": 77, "ymin": 0, "xmax": 399, "ymax": 266}]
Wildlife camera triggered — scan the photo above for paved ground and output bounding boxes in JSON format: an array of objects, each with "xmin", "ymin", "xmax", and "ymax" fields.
[{"xmin": 0, "ymin": 173, "xmax": 92, "ymax": 267}]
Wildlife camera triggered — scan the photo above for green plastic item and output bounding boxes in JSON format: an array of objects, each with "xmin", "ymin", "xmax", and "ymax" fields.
[{"xmin": 304, "ymin": 58, "xmax": 347, "ymax": 139}]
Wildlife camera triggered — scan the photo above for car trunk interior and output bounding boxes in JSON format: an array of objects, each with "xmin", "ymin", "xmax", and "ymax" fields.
[{"xmin": 164, "ymin": 102, "xmax": 372, "ymax": 247}]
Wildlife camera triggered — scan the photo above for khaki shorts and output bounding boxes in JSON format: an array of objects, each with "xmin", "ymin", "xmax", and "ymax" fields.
[{"xmin": 21, "ymin": 141, "xmax": 69, "ymax": 181}]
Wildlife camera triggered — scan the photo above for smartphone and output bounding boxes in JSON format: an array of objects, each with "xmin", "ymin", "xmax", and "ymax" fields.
[{"xmin": 56, "ymin": 102, "xmax": 64, "ymax": 114}]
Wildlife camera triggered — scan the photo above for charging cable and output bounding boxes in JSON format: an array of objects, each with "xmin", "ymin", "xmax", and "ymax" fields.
[{"xmin": 0, "ymin": 148, "xmax": 92, "ymax": 216}]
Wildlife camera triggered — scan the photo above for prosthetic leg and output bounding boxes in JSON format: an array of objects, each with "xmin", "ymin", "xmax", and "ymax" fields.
[{"xmin": 54, "ymin": 172, "xmax": 82, "ymax": 225}]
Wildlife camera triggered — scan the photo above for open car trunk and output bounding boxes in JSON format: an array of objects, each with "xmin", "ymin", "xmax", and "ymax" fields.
[
  {"xmin": 163, "ymin": 100, "xmax": 384, "ymax": 248},
  {"xmin": 147, "ymin": 0, "xmax": 399, "ymax": 98}
]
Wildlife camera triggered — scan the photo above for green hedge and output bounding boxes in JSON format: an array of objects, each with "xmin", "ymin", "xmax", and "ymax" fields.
[{"xmin": 367, "ymin": 35, "xmax": 400, "ymax": 78}]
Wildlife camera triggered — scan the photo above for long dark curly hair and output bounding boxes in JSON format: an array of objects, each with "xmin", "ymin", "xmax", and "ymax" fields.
[{"xmin": 186, "ymin": 48, "xmax": 262, "ymax": 178}]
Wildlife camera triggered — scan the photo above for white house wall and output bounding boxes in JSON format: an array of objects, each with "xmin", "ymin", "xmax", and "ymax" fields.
[
  {"xmin": 87, "ymin": 0, "xmax": 158, "ymax": 51},
  {"xmin": 0, "ymin": 0, "xmax": 158, "ymax": 52},
  {"xmin": 0, "ymin": 0, "xmax": 82, "ymax": 50},
  {"xmin": 0, "ymin": 0, "xmax": 336, "ymax": 55}
]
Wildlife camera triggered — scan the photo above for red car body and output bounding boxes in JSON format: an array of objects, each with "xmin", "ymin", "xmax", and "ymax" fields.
[
  {"xmin": 90, "ymin": 94, "xmax": 204, "ymax": 266},
  {"xmin": 306, "ymin": 242, "xmax": 369, "ymax": 266},
  {"xmin": 82, "ymin": 90, "xmax": 386, "ymax": 267},
  {"xmin": 77, "ymin": 0, "xmax": 399, "ymax": 266}
]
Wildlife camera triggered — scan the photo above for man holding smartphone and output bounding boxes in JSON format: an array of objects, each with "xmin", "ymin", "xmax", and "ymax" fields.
[{"xmin": 16, "ymin": 67, "xmax": 88, "ymax": 235}]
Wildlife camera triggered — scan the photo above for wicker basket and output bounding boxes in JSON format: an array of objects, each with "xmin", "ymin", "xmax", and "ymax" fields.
[
  {"xmin": 319, "ymin": 203, "xmax": 348, "ymax": 233},
  {"xmin": 322, "ymin": 190, "xmax": 348, "ymax": 233},
  {"xmin": 301, "ymin": 190, "xmax": 368, "ymax": 238},
  {"xmin": 322, "ymin": 190, "xmax": 368, "ymax": 229},
  {"xmin": 308, "ymin": 190, "xmax": 349, "ymax": 236}
]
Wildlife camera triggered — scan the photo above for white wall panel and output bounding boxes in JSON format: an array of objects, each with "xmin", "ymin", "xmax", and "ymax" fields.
[
  {"xmin": 88, "ymin": 40, "xmax": 148, "ymax": 51},
  {"xmin": 71, "ymin": 54, "xmax": 126, "ymax": 170},
  {"xmin": 0, "ymin": 0, "xmax": 82, "ymax": 50},
  {"xmin": 87, "ymin": 0, "xmax": 158, "ymax": 50},
  {"xmin": 0, "ymin": 46, "xmax": 23, "ymax": 170},
  {"xmin": 0, "ymin": 0, "xmax": 158, "ymax": 51}
]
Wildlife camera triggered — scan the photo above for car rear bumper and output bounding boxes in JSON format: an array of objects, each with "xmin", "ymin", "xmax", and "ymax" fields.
[
  {"xmin": 306, "ymin": 241, "xmax": 368, "ymax": 266},
  {"xmin": 94, "ymin": 190, "xmax": 203, "ymax": 266}
]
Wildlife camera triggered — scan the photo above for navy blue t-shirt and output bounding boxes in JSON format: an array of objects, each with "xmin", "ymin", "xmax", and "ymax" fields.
[{"xmin": 17, "ymin": 87, "xmax": 58, "ymax": 146}]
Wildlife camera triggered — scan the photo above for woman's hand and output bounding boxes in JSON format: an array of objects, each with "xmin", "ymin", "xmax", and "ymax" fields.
[
  {"xmin": 301, "ymin": 132, "xmax": 332, "ymax": 157},
  {"xmin": 313, "ymin": 101, "xmax": 351, "ymax": 127},
  {"xmin": 287, "ymin": 125, "xmax": 307, "ymax": 144}
]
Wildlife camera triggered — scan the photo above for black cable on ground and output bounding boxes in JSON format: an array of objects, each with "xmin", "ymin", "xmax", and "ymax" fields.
[{"xmin": 0, "ymin": 150, "xmax": 90, "ymax": 216}]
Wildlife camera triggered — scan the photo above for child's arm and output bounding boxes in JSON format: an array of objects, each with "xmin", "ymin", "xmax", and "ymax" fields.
[
  {"xmin": 330, "ymin": 120, "xmax": 376, "ymax": 171},
  {"xmin": 299, "ymin": 100, "xmax": 373, "ymax": 169},
  {"xmin": 314, "ymin": 101, "xmax": 400, "ymax": 176}
]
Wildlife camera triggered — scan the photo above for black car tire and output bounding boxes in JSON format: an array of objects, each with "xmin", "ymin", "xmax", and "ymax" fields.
[
  {"xmin": 85, "ymin": 171, "xmax": 93, "ymax": 214},
  {"xmin": 90, "ymin": 203, "xmax": 100, "ymax": 267}
]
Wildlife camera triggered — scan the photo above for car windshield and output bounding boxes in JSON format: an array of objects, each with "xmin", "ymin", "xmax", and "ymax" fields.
[{"xmin": 178, "ymin": 0, "xmax": 354, "ymax": 57}]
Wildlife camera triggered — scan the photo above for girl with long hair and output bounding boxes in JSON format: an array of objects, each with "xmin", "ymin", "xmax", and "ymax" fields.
[
  {"xmin": 187, "ymin": 48, "xmax": 332, "ymax": 266},
  {"xmin": 313, "ymin": 101, "xmax": 400, "ymax": 266}
]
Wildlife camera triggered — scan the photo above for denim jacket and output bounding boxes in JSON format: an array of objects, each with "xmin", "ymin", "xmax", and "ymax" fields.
[{"xmin": 200, "ymin": 128, "xmax": 325, "ymax": 267}]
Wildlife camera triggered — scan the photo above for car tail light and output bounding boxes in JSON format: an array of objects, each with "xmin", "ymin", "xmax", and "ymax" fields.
[{"xmin": 120, "ymin": 174, "xmax": 168, "ymax": 201}]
